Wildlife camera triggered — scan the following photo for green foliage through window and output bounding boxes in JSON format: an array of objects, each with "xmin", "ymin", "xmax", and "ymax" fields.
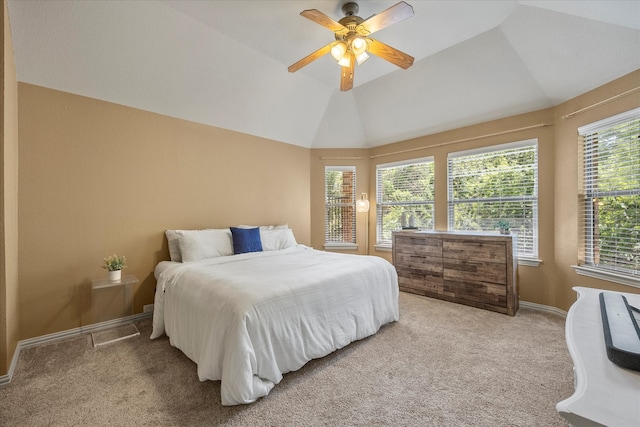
[
  {"xmin": 448, "ymin": 140, "xmax": 538, "ymax": 257},
  {"xmin": 581, "ymin": 109, "xmax": 640, "ymax": 276},
  {"xmin": 376, "ymin": 158, "xmax": 435, "ymax": 245},
  {"xmin": 325, "ymin": 167, "xmax": 356, "ymax": 244}
]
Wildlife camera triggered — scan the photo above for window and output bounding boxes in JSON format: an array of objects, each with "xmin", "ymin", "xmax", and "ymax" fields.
[
  {"xmin": 579, "ymin": 108, "xmax": 640, "ymax": 279},
  {"xmin": 325, "ymin": 166, "xmax": 356, "ymax": 248},
  {"xmin": 448, "ymin": 140, "xmax": 538, "ymax": 259},
  {"xmin": 376, "ymin": 157, "xmax": 435, "ymax": 246}
]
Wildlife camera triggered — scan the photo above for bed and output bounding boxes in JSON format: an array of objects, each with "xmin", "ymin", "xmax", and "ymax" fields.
[{"xmin": 151, "ymin": 226, "xmax": 399, "ymax": 406}]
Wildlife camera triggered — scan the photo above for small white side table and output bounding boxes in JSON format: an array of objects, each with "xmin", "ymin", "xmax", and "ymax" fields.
[{"xmin": 90, "ymin": 274, "xmax": 140, "ymax": 346}]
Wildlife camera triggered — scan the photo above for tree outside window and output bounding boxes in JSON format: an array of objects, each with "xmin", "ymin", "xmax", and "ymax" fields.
[
  {"xmin": 325, "ymin": 166, "xmax": 356, "ymax": 245},
  {"xmin": 448, "ymin": 140, "xmax": 538, "ymax": 259},
  {"xmin": 376, "ymin": 158, "xmax": 435, "ymax": 246},
  {"xmin": 580, "ymin": 109, "xmax": 640, "ymax": 276}
]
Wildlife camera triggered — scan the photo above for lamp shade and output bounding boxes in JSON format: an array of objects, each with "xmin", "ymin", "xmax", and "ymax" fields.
[
  {"xmin": 356, "ymin": 193, "xmax": 370, "ymax": 213},
  {"xmin": 330, "ymin": 42, "xmax": 347, "ymax": 61},
  {"xmin": 337, "ymin": 51, "xmax": 352, "ymax": 67},
  {"xmin": 356, "ymin": 51, "xmax": 369, "ymax": 65},
  {"xmin": 351, "ymin": 37, "xmax": 367, "ymax": 56}
]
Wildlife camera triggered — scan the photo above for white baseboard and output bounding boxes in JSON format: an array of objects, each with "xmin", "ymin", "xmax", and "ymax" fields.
[
  {"xmin": 0, "ymin": 342, "xmax": 21, "ymax": 387},
  {"xmin": 520, "ymin": 300, "xmax": 567, "ymax": 317},
  {"xmin": 0, "ymin": 312, "xmax": 152, "ymax": 387}
]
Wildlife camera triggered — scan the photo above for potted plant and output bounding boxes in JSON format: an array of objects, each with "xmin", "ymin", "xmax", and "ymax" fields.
[
  {"xmin": 496, "ymin": 220, "xmax": 510, "ymax": 235},
  {"xmin": 103, "ymin": 254, "xmax": 127, "ymax": 280}
]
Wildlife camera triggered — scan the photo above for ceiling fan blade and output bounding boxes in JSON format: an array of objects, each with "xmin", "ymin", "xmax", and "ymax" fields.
[
  {"xmin": 340, "ymin": 54, "xmax": 355, "ymax": 91},
  {"xmin": 367, "ymin": 38, "xmax": 414, "ymax": 69},
  {"xmin": 288, "ymin": 42, "xmax": 336, "ymax": 73},
  {"xmin": 361, "ymin": 1, "xmax": 414, "ymax": 35},
  {"xmin": 301, "ymin": 9, "xmax": 348, "ymax": 34}
]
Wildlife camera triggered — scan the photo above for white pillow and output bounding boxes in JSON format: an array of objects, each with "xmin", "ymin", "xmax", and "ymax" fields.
[
  {"xmin": 165, "ymin": 230, "xmax": 182, "ymax": 262},
  {"xmin": 176, "ymin": 229, "xmax": 233, "ymax": 262},
  {"xmin": 260, "ymin": 228, "xmax": 297, "ymax": 251},
  {"xmin": 237, "ymin": 224, "xmax": 289, "ymax": 230}
]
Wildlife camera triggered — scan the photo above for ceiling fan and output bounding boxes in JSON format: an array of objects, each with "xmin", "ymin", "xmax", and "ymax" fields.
[{"xmin": 288, "ymin": 1, "xmax": 415, "ymax": 91}]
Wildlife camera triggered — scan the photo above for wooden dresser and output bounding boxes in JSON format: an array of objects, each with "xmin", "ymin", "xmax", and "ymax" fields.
[{"xmin": 392, "ymin": 230, "xmax": 518, "ymax": 315}]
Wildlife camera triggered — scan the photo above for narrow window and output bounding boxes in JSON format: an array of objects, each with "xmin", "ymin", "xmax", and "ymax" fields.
[{"xmin": 325, "ymin": 166, "xmax": 357, "ymax": 249}]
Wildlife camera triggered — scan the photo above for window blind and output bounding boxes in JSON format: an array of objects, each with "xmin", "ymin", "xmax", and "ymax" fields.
[
  {"xmin": 448, "ymin": 140, "xmax": 538, "ymax": 258},
  {"xmin": 325, "ymin": 166, "xmax": 356, "ymax": 244},
  {"xmin": 579, "ymin": 108, "xmax": 640, "ymax": 276},
  {"xmin": 376, "ymin": 157, "xmax": 434, "ymax": 245}
]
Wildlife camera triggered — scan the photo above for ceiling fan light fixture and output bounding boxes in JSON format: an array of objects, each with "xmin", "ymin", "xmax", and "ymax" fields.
[
  {"xmin": 330, "ymin": 42, "xmax": 347, "ymax": 61},
  {"xmin": 288, "ymin": 2, "xmax": 415, "ymax": 91},
  {"xmin": 337, "ymin": 51, "xmax": 352, "ymax": 67},
  {"xmin": 351, "ymin": 37, "xmax": 367, "ymax": 56},
  {"xmin": 355, "ymin": 51, "xmax": 369, "ymax": 65}
]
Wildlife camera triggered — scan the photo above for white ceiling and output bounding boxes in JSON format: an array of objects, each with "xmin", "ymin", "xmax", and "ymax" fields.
[{"xmin": 7, "ymin": 0, "xmax": 640, "ymax": 149}]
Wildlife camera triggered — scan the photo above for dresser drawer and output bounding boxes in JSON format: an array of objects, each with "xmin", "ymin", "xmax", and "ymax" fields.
[
  {"xmin": 394, "ymin": 252, "xmax": 442, "ymax": 272},
  {"xmin": 443, "ymin": 279, "xmax": 507, "ymax": 306},
  {"xmin": 398, "ymin": 270, "xmax": 444, "ymax": 295},
  {"xmin": 394, "ymin": 235, "xmax": 442, "ymax": 258},
  {"xmin": 443, "ymin": 258, "xmax": 507, "ymax": 285},
  {"xmin": 442, "ymin": 240, "xmax": 507, "ymax": 263},
  {"xmin": 442, "ymin": 239, "xmax": 507, "ymax": 284}
]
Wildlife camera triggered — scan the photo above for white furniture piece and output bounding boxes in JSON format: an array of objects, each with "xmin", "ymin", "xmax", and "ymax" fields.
[{"xmin": 556, "ymin": 286, "xmax": 640, "ymax": 426}]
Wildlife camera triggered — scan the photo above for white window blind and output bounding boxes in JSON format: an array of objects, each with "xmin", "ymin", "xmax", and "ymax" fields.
[
  {"xmin": 448, "ymin": 140, "xmax": 538, "ymax": 258},
  {"xmin": 376, "ymin": 157, "xmax": 435, "ymax": 245},
  {"xmin": 325, "ymin": 166, "xmax": 356, "ymax": 244},
  {"xmin": 579, "ymin": 107, "xmax": 640, "ymax": 277}
]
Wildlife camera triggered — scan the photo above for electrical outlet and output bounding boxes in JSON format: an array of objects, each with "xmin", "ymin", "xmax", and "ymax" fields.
[{"xmin": 143, "ymin": 304, "xmax": 154, "ymax": 313}]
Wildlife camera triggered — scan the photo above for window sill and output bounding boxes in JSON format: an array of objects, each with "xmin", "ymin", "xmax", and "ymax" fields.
[
  {"xmin": 572, "ymin": 265, "xmax": 640, "ymax": 289},
  {"xmin": 519, "ymin": 258, "xmax": 541, "ymax": 267},
  {"xmin": 324, "ymin": 243, "xmax": 358, "ymax": 251},
  {"xmin": 374, "ymin": 244, "xmax": 392, "ymax": 252}
]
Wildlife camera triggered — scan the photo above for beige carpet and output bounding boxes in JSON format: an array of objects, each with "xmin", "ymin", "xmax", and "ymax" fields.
[{"xmin": 0, "ymin": 292, "xmax": 574, "ymax": 426}]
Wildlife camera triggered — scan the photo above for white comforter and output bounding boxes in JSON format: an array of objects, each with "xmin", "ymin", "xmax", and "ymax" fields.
[{"xmin": 151, "ymin": 245, "xmax": 399, "ymax": 406}]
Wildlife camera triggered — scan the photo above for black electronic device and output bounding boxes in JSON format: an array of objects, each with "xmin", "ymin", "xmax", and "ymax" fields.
[{"xmin": 599, "ymin": 292, "xmax": 640, "ymax": 372}]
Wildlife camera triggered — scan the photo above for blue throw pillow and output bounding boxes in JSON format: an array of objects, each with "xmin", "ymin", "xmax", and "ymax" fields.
[{"xmin": 230, "ymin": 227, "xmax": 263, "ymax": 255}]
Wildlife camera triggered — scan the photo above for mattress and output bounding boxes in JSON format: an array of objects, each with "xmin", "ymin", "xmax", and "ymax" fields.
[{"xmin": 151, "ymin": 245, "xmax": 399, "ymax": 405}]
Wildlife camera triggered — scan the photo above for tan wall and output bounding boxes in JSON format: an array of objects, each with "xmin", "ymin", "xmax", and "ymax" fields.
[
  {"xmin": 11, "ymin": 67, "xmax": 640, "ymax": 347},
  {"xmin": 310, "ymin": 70, "xmax": 640, "ymax": 312},
  {"xmin": 1, "ymin": 0, "xmax": 19, "ymax": 376},
  {"xmin": 552, "ymin": 70, "xmax": 640, "ymax": 310},
  {"xmin": 18, "ymin": 83, "xmax": 310, "ymax": 339}
]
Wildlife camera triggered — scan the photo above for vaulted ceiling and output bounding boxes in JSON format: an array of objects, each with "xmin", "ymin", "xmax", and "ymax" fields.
[{"xmin": 7, "ymin": 1, "xmax": 640, "ymax": 149}]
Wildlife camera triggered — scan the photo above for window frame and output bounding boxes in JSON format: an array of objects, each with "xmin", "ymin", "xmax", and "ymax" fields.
[
  {"xmin": 447, "ymin": 139, "xmax": 539, "ymax": 261},
  {"xmin": 324, "ymin": 166, "xmax": 357, "ymax": 250},
  {"xmin": 573, "ymin": 107, "xmax": 640, "ymax": 287},
  {"xmin": 375, "ymin": 156, "xmax": 435, "ymax": 248}
]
